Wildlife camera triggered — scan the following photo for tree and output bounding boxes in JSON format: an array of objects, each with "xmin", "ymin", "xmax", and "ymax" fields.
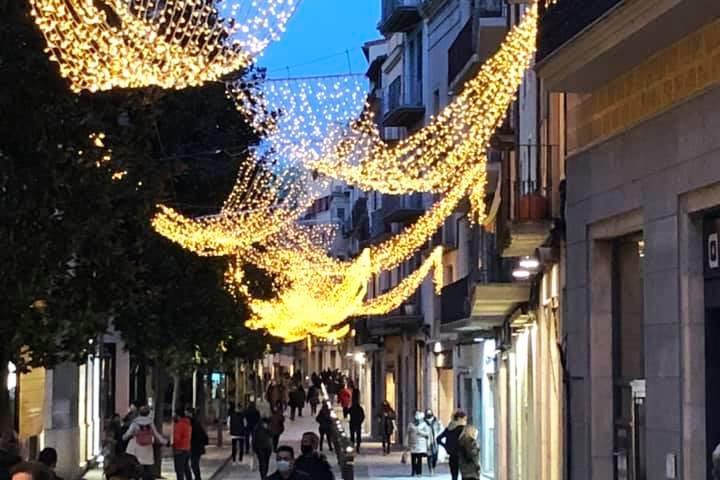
[{"xmin": 0, "ymin": 0, "xmax": 273, "ymax": 429}]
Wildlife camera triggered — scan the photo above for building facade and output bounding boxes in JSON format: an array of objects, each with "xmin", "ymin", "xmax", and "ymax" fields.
[{"xmin": 537, "ymin": 1, "xmax": 720, "ymax": 479}]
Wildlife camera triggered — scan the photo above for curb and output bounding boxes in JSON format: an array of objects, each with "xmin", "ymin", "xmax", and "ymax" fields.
[{"xmin": 207, "ymin": 455, "xmax": 233, "ymax": 480}]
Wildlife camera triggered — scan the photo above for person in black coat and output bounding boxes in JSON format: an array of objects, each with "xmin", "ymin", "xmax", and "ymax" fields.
[
  {"xmin": 267, "ymin": 446, "xmax": 309, "ymax": 480},
  {"xmin": 315, "ymin": 405, "xmax": 334, "ymax": 453},
  {"xmin": 294, "ymin": 433, "xmax": 334, "ymax": 480},
  {"xmin": 244, "ymin": 402, "xmax": 261, "ymax": 453},
  {"xmin": 187, "ymin": 409, "xmax": 208, "ymax": 480},
  {"xmin": 348, "ymin": 403, "xmax": 365, "ymax": 453},
  {"xmin": 253, "ymin": 419, "xmax": 274, "ymax": 480},
  {"xmin": 435, "ymin": 411, "xmax": 467, "ymax": 480}
]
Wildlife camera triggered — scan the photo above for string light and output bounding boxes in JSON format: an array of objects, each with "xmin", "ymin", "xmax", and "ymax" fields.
[{"xmin": 28, "ymin": 0, "xmax": 299, "ymax": 92}]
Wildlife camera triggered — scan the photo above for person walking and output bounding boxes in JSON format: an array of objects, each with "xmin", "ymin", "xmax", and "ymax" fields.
[
  {"xmin": 348, "ymin": 401, "xmax": 365, "ymax": 453},
  {"xmin": 267, "ymin": 446, "xmax": 309, "ymax": 480},
  {"xmin": 289, "ymin": 385, "xmax": 306, "ymax": 420},
  {"xmin": 294, "ymin": 433, "xmax": 334, "ymax": 480},
  {"xmin": 405, "ymin": 411, "xmax": 430, "ymax": 477},
  {"xmin": 337, "ymin": 385, "xmax": 352, "ymax": 419},
  {"xmin": 252, "ymin": 419, "xmax": 274, "ymax": 480},
  {"xmin": 424, "ymin": 409, "xmax": 443, "ymax": 475},
  {"xmin": 458, "ymin": 425, "xmax": 481, "ymax": 480},
  {"xmin": 227, "ymin": 404, "xmax": 247, "ymax": 464},
  {"xmin": 188, "ymin": 408, "xmax": 208, "ymax": 480},
  {"xmin": 306, "ymin": 385, "xmax": 320, "ymax": 416},
  {"xmin": 315, "ymin": 405, "xmax": 334, "ymax": 453},
  {"xmin": 123, "ymin": 406, "xmax": 169, "ymax": 480},
  {"xmin": 377, "ymin": 401, "xmax": 396, "ymax": 455},
  {"xmin": 436, "ymin": 411, "xmax": 467, "ymax": 480},
  {"xmin": 269, "ymin": 406, "xmax": 285, "ymax": 452},
  {"xmin": 172, "ymin": 411, "xmax": 192, "ymax": 480},
  {"xmin": 244, "ymin": 401, "xmax": 261, "ymax": 455}
]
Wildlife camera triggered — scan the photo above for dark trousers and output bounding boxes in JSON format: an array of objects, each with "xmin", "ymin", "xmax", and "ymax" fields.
[
  {"xmin": 271, "ymin": 434, "xmax": 280, "ymax": 452},
  {"xmin": 410, "ymin": 453, "xmax": 425, "ymax": 476},
  {"xmin": 142, "ymin": 465, "xmax": 154, "ymax": 480},
  {"xmin": 349, "ymin": 425, "xmax": 361, "ymax": 451},
  {"xmin": 319, "ymin": 431, "xmax": 333, "ymax": 452},
  {"xmin": 290, "ymin": 405, "xmax": 302, "ymax": 420},
  {"xmin": 174, "ymin": 451, "xmax": 190, "ymax": 480},
  {"xmin": 342, "ymin": 407, "xmax": 350, "ymax": 419},
  {"xmin": 231, "ymin": 438, "xmax": 245, "ymax": 462},
  {"xmin": 188, "ymin": 453, "xmax": 202, "ymax": 480},
  {"xmin": 256, "ymin": 449, "xmax": 271, "ymax": 480},
  {"xmin": 449, "ymin": 454, "xmax": 459, "ymax": 480},
  {"xmin": 381, "ymin": 434, "xmax": 392, "ymax": 454}
]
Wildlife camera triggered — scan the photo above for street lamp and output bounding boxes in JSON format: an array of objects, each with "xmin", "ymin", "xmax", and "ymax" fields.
[{"xmin": 518, "ymin": 256, "xmax": 540, "ymax": 270}]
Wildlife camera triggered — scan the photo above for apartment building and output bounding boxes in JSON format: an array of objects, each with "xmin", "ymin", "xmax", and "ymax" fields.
[{"xmin": 537, "ymin": 0, "xmax": 720, "ymax": 479}]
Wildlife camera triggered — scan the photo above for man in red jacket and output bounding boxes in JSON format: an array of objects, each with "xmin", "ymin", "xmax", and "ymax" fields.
[
  {"xmin": 338, "ymin": 385, "xmax": 352, "ymax": 419},
  {"xmin": 172, "ymin": 411, "xmax": 193, "ymax": 480}
]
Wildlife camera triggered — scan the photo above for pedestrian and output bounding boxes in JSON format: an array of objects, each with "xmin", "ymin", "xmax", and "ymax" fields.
[
  {"xmin": 424, "ymin": 409, "xmax": 443, "ymax": 475},
  {"xmin": 104, "ymin": 453, "xmax": 143, "ymax": 480},
  {"xmin": 227, "ymin": 404, "xmax": 247, "ymax": 464},
  {"xmin": 377, "ymin": 401, "xmax": 396, "ymax": 455},
  {"xmin": 294, "ymin": 433, "xmax": 334, "ymax": 480},
  {"xmin": 267, "ymin": 446, "xmax": 309, "ymax": 480},
  {"xmin": 436, "ymin": 410, "xmax": 467, "ymax": 480},
  {"xmin": 405, "ymin": 411, "xmax": 430, "ymax": 477},
  {"xmin": 306, "ymin": 385, "xmax": 320, "ymax": 416},
  {"xmin": 36, "ymin": 449, "xmax": 62, "ymax": 480},
  {"xmin": 252, "ymin": 419, "xmax": 274, "ymax": 480},
  {"xmin": 123, "ymin": 406, "xmax": 169, "ymax": 480},
  {"xmin": 269, "ymin": 405, "xmax": 285, "ymax": 452},
  {"xmin": 9, "ymin": 463, "xmax": 53, "ymax": 480},
  {"xmin": 348, "ymin": 400, "xmax": 365, "ymax": 453},
  {"xmin": 244, "ymin": 401, "xmax": 261, "ymax": 455},
  {"xmin": 337, "ymin": 384, "xmax": 351, "ymax": 419},
  {"xmin": 172, "ymin": 410, "xmax": 192, "ymax": 480},
  {"xmin": 188, "ymin": 408, "xmax": 208, "ymax": 480},
  {"xmin": 0, "ymin": 431, "xmax": 22, "ymax": 480},
  {"xmin": 315, "ymin": 404, "xmax": 334, "ymax": 453},
  {"xmin": 289, "ymin": 385, "xmax": 306, "ymax": 420},
  {"xmin": 266, "ymin": 382, "xmax": 280, "ymax": 411},
  {"xmin": 458, "ymin": 425, "xmax": 481, "ymax": 480}
]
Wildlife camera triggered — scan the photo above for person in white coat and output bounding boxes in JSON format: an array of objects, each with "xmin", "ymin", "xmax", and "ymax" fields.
[
  {"xmin": 405, "ymin": 411, "xmax": 431, "ymax": 477},
  {"xmin": 424, "ymin": 409, "xmax": 443, "ymax": 474},
  {"xmin": 123, "ymin": 406, "xmax": 168, "ymax": 480}
]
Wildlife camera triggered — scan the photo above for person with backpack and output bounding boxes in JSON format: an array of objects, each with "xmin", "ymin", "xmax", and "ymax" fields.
[
  {"xmin": 227, "ymin": 404, "xmax": 247, "ymax": 464},
  {"xmin": 436, "ymin": 411, "xmax": 467, "ymax": 480},
  {"xmin": 187, "ymin": 408, "xmax": 208, "ymax": 480},
  {"xmin": 123, "ymin": 406, "xmax": 168, "ymax": 480}
]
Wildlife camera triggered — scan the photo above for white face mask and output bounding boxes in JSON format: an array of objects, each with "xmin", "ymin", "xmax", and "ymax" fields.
[{"xmin": 277, "ymin": 460, "xmax": 291, "ymax": 473}]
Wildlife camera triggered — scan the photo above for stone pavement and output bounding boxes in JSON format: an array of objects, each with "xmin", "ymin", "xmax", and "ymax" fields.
[{"xmin": 216, "ymin": 411, "xmax": 453, "ymax": 480}]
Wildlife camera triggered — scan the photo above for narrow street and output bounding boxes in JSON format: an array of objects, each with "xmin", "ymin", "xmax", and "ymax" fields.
[{"xmin": 218, "ymin": 411, "xmax": 453, "ymax": 480}]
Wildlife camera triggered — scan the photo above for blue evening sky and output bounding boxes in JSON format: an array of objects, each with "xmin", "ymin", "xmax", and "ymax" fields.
[{"xmin": 259, "ymin": 0, "xmax": 382, "ymax": 78}]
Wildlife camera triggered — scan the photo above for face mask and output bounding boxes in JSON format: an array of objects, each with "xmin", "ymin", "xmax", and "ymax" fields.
[
  {"xmin": 300, "ymin": 445, "xmax": 313, "ymax": 455},
  {"xmin": 277, "ymin": 460, "xmax": 291, "ymax": 473}
]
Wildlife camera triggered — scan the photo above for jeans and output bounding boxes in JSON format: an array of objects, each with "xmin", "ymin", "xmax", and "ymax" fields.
[
  {"xmin": 427, "ymin": 448, "xmax": 438, "ymax": 471},
  {"xmin": 410, "ymin": 453, "xmax": 426, "ymax": 476},
  {"xmin": 174, "ymin": 451, "xmax": 190, "ymax": 480},
  {"xmin": 231, "ymin": 438, "xmax": 245, "ymax": 462},
  {"xmin": 449, "ymin": 454, "xmax": 459, "ymax": 480},
  {"xmin": 256, "ymin": 449, "xmax": 271, "ymax": 480},
  {"xmin": 381, "ymin": 434, "xmax": 392, "ymax": 454},
  {"xmin": 349, "ymin": 425, "xmax": 361, "ymax": 451}
]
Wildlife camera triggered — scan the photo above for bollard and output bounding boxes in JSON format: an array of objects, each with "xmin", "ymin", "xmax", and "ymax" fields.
[{"xmin": 216, "ymin": 419, "xmax": 224, "ymax": 447}]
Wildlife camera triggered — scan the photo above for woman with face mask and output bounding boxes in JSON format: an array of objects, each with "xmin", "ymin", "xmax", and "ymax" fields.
[
  {"xmin": 424, "ymin": 409, "xmax": 443, "ymax": 475},
  {"xmin": 405, "ymin": 411, "xmax": 431, "ymax": 477}
]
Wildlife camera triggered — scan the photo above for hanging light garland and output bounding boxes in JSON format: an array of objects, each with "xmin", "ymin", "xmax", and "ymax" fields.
[
  {"xmin": 152, "ymin": 2, "xmax": 542, "ymax": 342},
  {"xmin": 28, "ymin": 0, "xmax": 300, "ymax": 92}
]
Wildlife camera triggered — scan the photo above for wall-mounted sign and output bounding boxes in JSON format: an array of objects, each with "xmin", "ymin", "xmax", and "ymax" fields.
[{"xmin": 709, "ymin": 233, "xmax": 719, "ymax": 269}]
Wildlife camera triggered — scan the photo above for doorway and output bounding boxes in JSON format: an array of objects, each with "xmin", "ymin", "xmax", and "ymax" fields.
[{"xmin": 705, "ymin": 305, "xmax": 720, "ymax": 479}]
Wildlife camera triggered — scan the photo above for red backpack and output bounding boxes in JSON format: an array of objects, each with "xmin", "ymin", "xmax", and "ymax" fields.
[{"xmin": 135, "ymin": 424, "xmax": 154, "ymax": 446}]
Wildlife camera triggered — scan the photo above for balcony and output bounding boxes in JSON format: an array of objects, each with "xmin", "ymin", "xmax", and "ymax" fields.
[
  {"xmin": 447, "ymin": 10, "xmax": 506, "ymax": 93},
  {"xmin": 440, "ymin": 271, "xmax": 529, "ymax": 334},
  {"xmin": 379, "ymin": 0, "xmax": 422, "ymax": 35},
  {"xmin": 383, "ymin": 193, "xmax": 424, "ymax": 223},
  {"xmin": 384, "ymin": 76, "xmax": 425, "ymax": 128},
  {"xmin": 537, "ymin": 0, "xmax": 720, "ymax": 91}
]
